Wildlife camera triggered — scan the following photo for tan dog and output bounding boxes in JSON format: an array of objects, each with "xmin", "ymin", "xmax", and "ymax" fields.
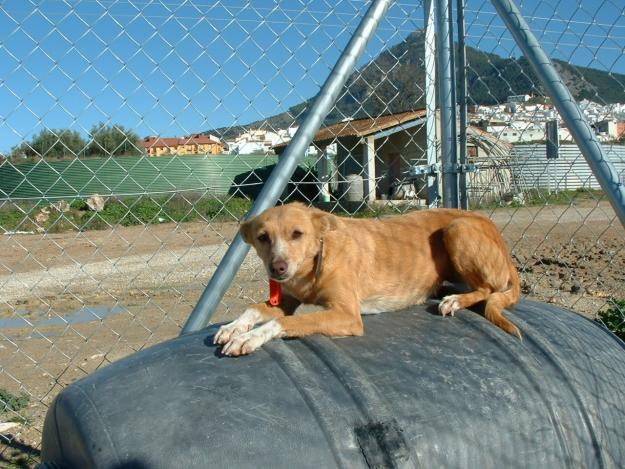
[{"xmin": 214, "ymin": 202, "xmax": 521, "ymax": 356}]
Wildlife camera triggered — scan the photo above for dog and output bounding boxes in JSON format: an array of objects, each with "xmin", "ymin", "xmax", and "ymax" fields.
[{"xmin": 214, "ymin": 202, "xmax": 521, "ymax": 356}]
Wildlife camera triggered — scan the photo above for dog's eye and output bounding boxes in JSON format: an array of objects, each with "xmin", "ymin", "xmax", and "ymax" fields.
[
  {"xmin": 292, "ymin": 230, "xmax": 303, "ymax": 240},
  {"xmin": 257, "ymin": 233, "xmax": 270, "ymax": 243}
]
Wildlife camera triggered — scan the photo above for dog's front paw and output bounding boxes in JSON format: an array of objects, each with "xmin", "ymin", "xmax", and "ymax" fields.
[
  {"xmin": 221, "ymin": 330, "xmax": 266, "ymax": 357},
  {"xmin": 221, "ymin": 320, "xmax": 284, "ymax": 357},
  {"xmin": 439, "ymin": 295, "xmax": 461, "ymax": 317},
  {"xmin": 214, "ymin": 308, "xmax": 262, "ymax": 345},
  {"xmin": 214, "ymin": 321, "xmax": 251, "ymax": 345}
]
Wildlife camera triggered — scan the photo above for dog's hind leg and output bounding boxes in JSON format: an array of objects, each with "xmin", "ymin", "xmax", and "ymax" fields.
[
  {"xmin": 439, "ymin": 217, "xmax": 522, "ymax": 338},
  {"xmin": 482, "ymin": 289, "xmax": 521, "ymax": 338}
]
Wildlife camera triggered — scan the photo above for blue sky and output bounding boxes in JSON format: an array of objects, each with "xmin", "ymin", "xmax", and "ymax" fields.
[{"xmin": 1, "ymin": 0, "xmax": 624, "ymax": 154}]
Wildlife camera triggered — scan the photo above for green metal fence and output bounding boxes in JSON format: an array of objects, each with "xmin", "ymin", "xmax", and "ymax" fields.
[{"xmin": 0, "ymin": 154, "xmax": 316, "ymax": 201}]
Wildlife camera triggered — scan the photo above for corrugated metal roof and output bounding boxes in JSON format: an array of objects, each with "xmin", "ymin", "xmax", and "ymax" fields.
[
  {"xmin": 142, "ymin": 134, "xmax": 220, "ymax": 149},
  {"xmin": 142, "ymin": 138, "xmax": 181, "ymax": 149},
  {"xmin": 274, "ymin": 109, "xmax": 428, "ymax": 148}
]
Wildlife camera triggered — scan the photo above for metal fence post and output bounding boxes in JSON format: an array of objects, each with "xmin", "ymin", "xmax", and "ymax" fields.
[
  {"xmin": 456, "ymin": 0, "xmax": 469, "ymax": 209},
  {"xmin": 491, "ymin": 0, "xmax": 625, "ymax": 228},
  {"xmin": 181, "ymin": 0, "xmax": 393, "ymax": 334},
  {"xmin": 424, "ymin": 0, "xmax": 439, "ymax": 208},
  {"xmin": 436, "ymin": 0, "xmax": 459, "ymax": 208}
]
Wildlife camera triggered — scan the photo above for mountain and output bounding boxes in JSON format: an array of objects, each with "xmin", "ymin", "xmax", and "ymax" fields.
[{"xmin": 210, "ymin": 30, "xmax": 625, "ymax": 138}]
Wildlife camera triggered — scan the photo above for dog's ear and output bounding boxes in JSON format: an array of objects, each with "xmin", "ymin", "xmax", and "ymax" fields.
[
  {"xmin": 239, "ymin": 217, "xmax": 256, "ymax": 244},
  {"xmin": 312, "ymin": 210, "xmax": 338, "ymax": 236}
]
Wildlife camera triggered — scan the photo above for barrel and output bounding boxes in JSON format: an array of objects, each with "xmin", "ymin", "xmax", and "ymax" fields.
[
  {"xmin": 344, "ymin": 173, "xmax": 364, "ymax": 202},
  {"xmin": 40, "ymin": 299, "xmax": 625, "ymax": 468}
]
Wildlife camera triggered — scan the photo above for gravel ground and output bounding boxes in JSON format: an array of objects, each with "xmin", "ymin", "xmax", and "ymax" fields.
[{"xmin": 0, "ymin": 200, "xmax": 623, "ymax": 467}]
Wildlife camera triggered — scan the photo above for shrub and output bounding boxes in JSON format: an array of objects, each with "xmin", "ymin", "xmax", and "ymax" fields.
[
  {"xmin": 0, "ymin": 208, "xmax": 29, "ymax": 232},
  {"xmin": 0, "ymin": 388, "xmax": 29, "ymax": 414},
  {"xmin": 597, "ymin": 299, "xmax": 625, "ymax": 341}
]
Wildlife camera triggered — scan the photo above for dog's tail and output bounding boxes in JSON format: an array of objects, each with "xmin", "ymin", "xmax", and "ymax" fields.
[{"xmin": 485, "ymin": 263, "xmax": 521, "ymax": 338}]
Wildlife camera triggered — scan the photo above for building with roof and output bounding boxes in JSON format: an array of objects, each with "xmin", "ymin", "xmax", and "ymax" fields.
[
  {"xmin": 275, "ymin": 110, "xmax": 430, "ymax": 202},
  {"xmin": 274, "ymin": 109, "xmax": 512, "ymax": 205},
  {"xmin": 142, "ymin": 134, "xmax": 225, "ymax": 156}
]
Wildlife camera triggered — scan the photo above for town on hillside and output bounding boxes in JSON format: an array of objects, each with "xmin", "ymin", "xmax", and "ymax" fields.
[
  {"xmin": 142, "ymin": 97, "xmax": 625, "ymax": 158},
  {"xmin": 470, "ymin": 95, "xmax": 625, "ymax": 143},
  {"xmin": 141, "ymin": 127, "xmax": 329, "ymax": 157}
]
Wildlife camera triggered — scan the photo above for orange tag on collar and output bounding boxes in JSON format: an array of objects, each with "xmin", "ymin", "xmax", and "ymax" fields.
[{"xmin": 269, "ymin": 279, "xmax": 282, "ymax": 306}]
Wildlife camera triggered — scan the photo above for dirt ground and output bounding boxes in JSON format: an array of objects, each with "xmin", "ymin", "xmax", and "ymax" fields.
[{"xmin": 1, "ymin": 200, "xmax": 623, "ymax": 467}]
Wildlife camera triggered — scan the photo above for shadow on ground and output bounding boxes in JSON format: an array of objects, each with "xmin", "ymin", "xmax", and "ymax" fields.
[{"xmin": 1, "ymin": 436, "xmax": 40, "ymax": 468}]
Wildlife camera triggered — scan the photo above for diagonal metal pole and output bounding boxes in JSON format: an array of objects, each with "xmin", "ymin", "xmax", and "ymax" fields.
[
  {"xmin": 181, "ymin": 0, "xmax": 393, "ymax": 335},
  {"xmin": 491, "ymin": 0, "xmax": 625, "ymax": 228}
]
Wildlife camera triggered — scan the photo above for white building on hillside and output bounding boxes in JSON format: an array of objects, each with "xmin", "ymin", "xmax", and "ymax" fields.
[
  {"xmin": 507, "ymin": 94, "xmax": 531, "ymax": 104},
  {"xmin": 496, "ymin": 121, "xmax": 545, "ymax": 143},
  {"xmin": 227, "ymin": 129, "xmax": 281, "ymax": 154}
]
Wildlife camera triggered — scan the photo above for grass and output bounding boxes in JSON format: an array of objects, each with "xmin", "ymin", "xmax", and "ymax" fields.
[
  {"xmin": 597, "ymin": 299, "xmax": 625, "ymax": 341},
  {"xmin": 0, "ymin": 388, "xmax": 29, "ymax": 415},
  {"xmin": 0, "ymin": 195, "xmax": 417, "ymax": 234},
  {"xmin": 0, "ymin": 187, "xmax": 608, "ymax": 234},
  {"xmin": 350, "ymin": 204, "xmax": 419, "ymax": 219},
  {"xmin": 0, "ymin": 387, "xmax": 32, "ymax": 426},
  {"xmin": 470, "ymin": 188, "xmax": 605, "ymax": 210},
  {"xmin": 0, "ymin": 195, "xmax": 253, "ymax": 234},
  {"xmin": 523, "ymin": 188, "xmax": 605, "ymax": 206},
  {"xmin": 0, "ymin": 390, "xmax": 39, "ymax": 469}
]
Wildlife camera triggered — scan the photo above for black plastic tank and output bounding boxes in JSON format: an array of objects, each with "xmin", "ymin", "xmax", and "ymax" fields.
[{"xmin": 40, "ymin": 299, "xmax": 625, "ymax": 468}]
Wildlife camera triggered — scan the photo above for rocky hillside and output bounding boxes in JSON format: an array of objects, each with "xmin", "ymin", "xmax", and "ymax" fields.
[{"xmin": 211, "ymin": 30, "xmax": 625, "ymax": 138}]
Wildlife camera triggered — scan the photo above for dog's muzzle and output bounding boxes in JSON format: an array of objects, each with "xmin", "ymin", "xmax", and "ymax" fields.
[{"xmin": 270, "ymin": 259, "xmax": 289, "ymax": 280}]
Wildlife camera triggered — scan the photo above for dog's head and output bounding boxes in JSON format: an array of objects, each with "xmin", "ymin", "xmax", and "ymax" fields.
[{"xmin": 240, "ymin": 202, "xmax": 337, "ymax": 282}]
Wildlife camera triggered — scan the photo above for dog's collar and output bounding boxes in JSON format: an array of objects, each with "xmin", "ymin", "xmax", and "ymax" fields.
[
  {"xmin": 315, "ymin": 238, "xmax": 324, "ymax": 280},
  {"xmin": 269, "ymin": 279, "xmax": 282, "ymax": 306}
]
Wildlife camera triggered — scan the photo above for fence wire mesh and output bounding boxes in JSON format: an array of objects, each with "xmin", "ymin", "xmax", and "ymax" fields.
[{"xmin": 0, "ymin": 0, "xmax": 623, "ymax": 466}]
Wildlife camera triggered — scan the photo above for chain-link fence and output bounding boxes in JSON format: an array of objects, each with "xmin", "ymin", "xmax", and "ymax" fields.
[{"xmin": 1, "ymin": 0, "xmax": 624, "ymax": 466}]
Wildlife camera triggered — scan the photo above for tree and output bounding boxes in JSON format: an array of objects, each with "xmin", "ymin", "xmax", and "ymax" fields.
[
  {"xmin": 10, "ymin": 128, "xmax": 87, "ymax": 160},
  {"xmin": 87, "ymin": 123, "xmax": 141, "ymax": 156}
]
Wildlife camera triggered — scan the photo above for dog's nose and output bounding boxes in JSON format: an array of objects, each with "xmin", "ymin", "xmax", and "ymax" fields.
[{"xmin": 270, "ymin": 259, "xmax": 288, "ymax": 277}]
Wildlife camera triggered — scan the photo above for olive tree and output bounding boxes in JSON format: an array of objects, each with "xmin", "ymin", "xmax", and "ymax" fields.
[
  {"xmin": 10, "ymin": 128, "xmax": 87, "ymax": 160},
  {"xmin": 87, "ymin": 123, "xmax": 141, "ymax": 156}
]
